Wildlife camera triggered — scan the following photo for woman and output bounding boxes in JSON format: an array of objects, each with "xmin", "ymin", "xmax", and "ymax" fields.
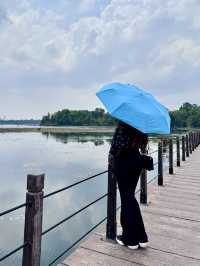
[{"xmin": 109, "ymin": 120, "xmax": 149, "ymax": 249}]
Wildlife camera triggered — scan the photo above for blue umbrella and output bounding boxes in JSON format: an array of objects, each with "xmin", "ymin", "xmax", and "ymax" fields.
[{"xmin": 96, "ymin": 82, "xmax": 171, "ymax": 134}]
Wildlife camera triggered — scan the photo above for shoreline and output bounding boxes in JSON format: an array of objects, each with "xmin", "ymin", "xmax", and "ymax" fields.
[
  {"xmin": 0, "ymin": 126, "xmax": 115, "ymax": 133},
  {"xmin": 0, "ymin": 126, "xmax": 197, "ymax": 134}
]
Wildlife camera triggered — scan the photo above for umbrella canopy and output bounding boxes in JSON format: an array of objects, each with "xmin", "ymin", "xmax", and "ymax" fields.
[{"xmin": 96, "ymin": 82, "xmax": 171, "ymax": 134}]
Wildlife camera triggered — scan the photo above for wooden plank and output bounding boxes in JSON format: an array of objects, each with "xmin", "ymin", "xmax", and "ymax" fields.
[
  {"xmin": 168, "ymin": 179, "xmax": 200, "ymax": 185},
  {"xmin": 142, "ymin": 212, "xmax": 200, "ymax": 232},
  {"xmin": 165, "ymin": 183, "xmax": 200, "ymax": 192},
  {"xmin": 153, "ymin": 195, "xmax": 200, "ymax": 208},
  {"xmin": 147, "ymin": 233, "xmax": 200, "ymax": 260},
  {"xmin": 72, "ymin": 234, "xmax": 200, "ymax": 266},
  {"xmin": 142, "ymin": 216, "xmax": 200, "ymax": 244},
  {"xmin": 61, "ymin": 147, "xmax": 200, "ymax": 266},
  {"xmin": 62, "ymin": 246, "xmax": 140, "ymax": 266},
  {"xmin": 157, "ymin": 186, "xmax": 200, "ymax": 197},
  {"xmin": 153, "ymin": 190, "xmax": 200, "ymax": 201},
  {"xmin": 142, "ymin": 205, "xmax": 200, "ymax": 222},
  {"xmin": 147, "ymin": 198, "xmax": 200, "ymax": 213}
]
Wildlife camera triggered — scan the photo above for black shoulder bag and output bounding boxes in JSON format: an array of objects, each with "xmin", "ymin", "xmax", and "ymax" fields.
[{"xmin": 141, "ymin": 154, "xmax": 154, "ymax": 171}]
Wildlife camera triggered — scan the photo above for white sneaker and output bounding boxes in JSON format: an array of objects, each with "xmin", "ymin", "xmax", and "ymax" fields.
[
  {"xmin": 116, "ymin": 235, "xmax": 125, "ymax": 246},
  {"xmin": 127, "ymin": 244, "xmax": 139, "ymax": 250},
  {"xmin": 139, "ymin": 241, "xmax": 149, "ymax": 248},
  {"xmin": 116, "ymin": 235, "xmax": 139, "ymax": 249}
]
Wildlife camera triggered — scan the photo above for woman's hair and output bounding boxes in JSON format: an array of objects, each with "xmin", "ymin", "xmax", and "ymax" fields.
[
  {"xmin": 109, "ymin": 120, "xmax": 148, "ymax": 156},
  {"xmin": 119, "ymin": 121, "xmax": 148, "ymax": 152}
]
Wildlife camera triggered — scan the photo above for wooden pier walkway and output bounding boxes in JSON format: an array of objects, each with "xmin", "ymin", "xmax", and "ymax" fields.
[{"xmin": 60, "ymin": 146, "xmax": 200, "ymax": 266}]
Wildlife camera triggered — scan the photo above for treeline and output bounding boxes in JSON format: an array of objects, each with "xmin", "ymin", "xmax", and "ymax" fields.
[
  {"xmin": 41, "ymin": 103, "xmax": 200, "ymax": 128},
  {"xmin": 41, "ymin": 108, "xmax": 116, "ymax": 126},
  {"xmin": 170, "ymin": 103, "xmax": 200, "ymax": 128}
]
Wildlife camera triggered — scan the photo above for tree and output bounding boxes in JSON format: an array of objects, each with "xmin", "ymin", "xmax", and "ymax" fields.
[
  {"xmin": 170, "ymin": 102, "xmax": 200, "ymax": 129},
  {"xmin": 41, "ymin": 103, "xmax": 200, "ymax": 128},
  {"xmin": 40, "ymin": 108, "xmax": 116, "ymax": 126}
]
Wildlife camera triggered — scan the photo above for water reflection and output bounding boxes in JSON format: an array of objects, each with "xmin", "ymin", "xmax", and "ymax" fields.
[
  {"xmin": 0, "ymin": 132, "xmax": 161, "ymax": 266},
  {"xmin": 42, "ymin": 132, "xmax": 112, "ymax": 145}
]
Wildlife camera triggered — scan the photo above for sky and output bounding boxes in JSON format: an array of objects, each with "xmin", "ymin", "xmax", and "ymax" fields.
[{"xmin": 0, "ymin": 0, "xmax": 200, "ymax": 119}]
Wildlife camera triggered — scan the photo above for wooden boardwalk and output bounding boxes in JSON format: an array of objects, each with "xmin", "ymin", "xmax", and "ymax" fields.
[{"xmin": 59, "ymin": 147, "xmax": 200, "ymax": 266}]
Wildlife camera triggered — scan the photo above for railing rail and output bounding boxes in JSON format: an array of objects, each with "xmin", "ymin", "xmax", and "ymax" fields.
[
  {"xmin": 0, "ymin": 202, "xmax": 28, "ymax": 217},
  {"xmin": 0, "ymin": 243, "xmax": 29, "ymax": 263},
  {"xmin": 43, "ymin": 170, "xmax": 108, "ymax": 199},
  {"xmin": 0, "ymin": 131, "xmax": 200, "ymax": 266},
  {"xmin": 0, "ymin": 170, "xmax": 108, "ymax": 266},
  {"xmin": 48, "ymin": 216, "xmax": 108, "ymax": 266},
  {"xmin": 42, "ymin": 193, "xmax": 108, "ymax": 236}
]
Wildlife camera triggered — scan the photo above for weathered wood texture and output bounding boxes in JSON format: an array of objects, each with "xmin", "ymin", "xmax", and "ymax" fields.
[
  {"xmin": 176, "ymin": 137, "xmax": 181, "ymax": 167},
  {"xmin": 182, "ymin": 136, "xmax": 186, "ymax": 161},
  {"xmin": 158, "ymin": 141, "xmax": 163, "ymax": 186},
  {"xmin": 169, "ymin": 138, "xmax": 173, "ymax": 174},
  {"xmin": 22, "ymin": 174, "xmax": 44, "ymax": 266},
  {"xmin": 62, "ymin": 147, "xmax": 200, "ymax": 266},
  {"xmin": 140, "ymin": 148, "xmax": 148, "ymax": 204},
  {"xmin": 186, "ymin": 134, "xmax": 189, "ymax": 157}
]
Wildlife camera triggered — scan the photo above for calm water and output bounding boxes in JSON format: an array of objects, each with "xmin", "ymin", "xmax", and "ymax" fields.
[{"xmin": 0, "ymin": 131, "xmax": 164, "ymax": 266}]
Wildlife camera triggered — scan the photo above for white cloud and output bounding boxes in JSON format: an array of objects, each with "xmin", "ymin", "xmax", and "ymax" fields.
[
  {"xmin": 156, "ymin": 38, "xmax": 200, "ymax": 67},
  {"xmin": 0, "ymin": 0, "xmax": 200, "ymax": 118}
]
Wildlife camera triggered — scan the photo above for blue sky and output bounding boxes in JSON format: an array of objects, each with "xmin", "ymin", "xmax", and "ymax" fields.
[{"xmin": 0, "ymin": 0, "xmax": 200, "ymax": 119}]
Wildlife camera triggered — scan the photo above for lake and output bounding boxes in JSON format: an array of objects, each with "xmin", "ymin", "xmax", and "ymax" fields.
[{"xmin": 0, "ymin": 130, "xmax": 168, "ymax": 266}]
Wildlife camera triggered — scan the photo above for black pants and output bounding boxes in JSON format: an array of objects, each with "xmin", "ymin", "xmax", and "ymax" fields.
[{"xmin": 116, "ymin": 170, "xmax": 148, "ymax": 245}]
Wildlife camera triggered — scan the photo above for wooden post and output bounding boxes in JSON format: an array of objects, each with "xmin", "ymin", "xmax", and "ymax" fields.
[
  {"xmin": 176, "ymin": 136, "xmax": 180, "ymax": 167},
  {"xmin": 194, "ymin": 132, "xmax": 196, "ymax": 149},
  {"xmin": 191, "ymin": 132, "xmax": 194, "ymax": 152},
  {"xmin": 189, "ymin": 133, "xmax": 192, "ymax": 154},
  {"xmin": 22, "ymin": 174, "xmax": 45, "ymax": 266},
  {"xmin": 198, "ymin": 132, "xmax": 200, "ymax": 146},
  {"xmin": 192, "ymin": 133, "xmax": 195, "ymax": 151},
  {"xmin": 195, "ymin": 132, "xmax": 198, "ymax": 148},
  {"xmin": 106, "ymin": 161, "xmax": 117, "ymax": 240},
  {"xmin": 158, "ymin": 142, "xmax": 163, "ymax": 186},
  {"xmin": 140, "ymin": 169, "xmax": 147, "ymax": 204},
  {"xmin": 186, "ymin": 134, "xmax": 189, "ymax": 157},
  {"xmin": 182, "ymin": 136, "xmax": 186, "ymax": 161},
  {"xmin": 196, "ymin": 132, "xmax": 198, "ymax": 148},
  {"xmin": 199, "ymin": 132, "xmax": 200, "ymax": 146},
  {"xmin": 140, "ymin": 148, "xmax": 147, "ymax": 204},
  {"xmin": 169, "ymin": 138, "xmax": 173, "ymax": 174},
  {"xmin": 162, "ymin": 138, "xmax": 168, "ymax": 153}
]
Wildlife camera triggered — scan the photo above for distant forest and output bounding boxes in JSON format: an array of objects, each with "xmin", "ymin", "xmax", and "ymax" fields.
[
  {"xmin": 170, "ymin": 103, "xmax": 200, "ymax": 128},
  {"xmin": 1, "ymin": 103, "xmax": 199, "ymax": 128},
  {"xmin": 41, "ymin": 103, "xmax": 200, "ymax": 129},
  {"xmin": 41, "ymin": 108, "xmax": 116, "ymax": 126}
]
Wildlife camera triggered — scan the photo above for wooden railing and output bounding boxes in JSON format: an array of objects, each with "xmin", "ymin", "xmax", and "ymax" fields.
[
  {"xmin": 106, "ymin": 131, "xmax": 200, "ymax": 240},
  {"xmin": 0, "ymin": 131, "xmax": 200, "ymax": 266}
]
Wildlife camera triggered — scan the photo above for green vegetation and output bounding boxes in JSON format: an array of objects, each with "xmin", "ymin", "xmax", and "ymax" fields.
[
  {"xmin": 40, "ymin": 103, "xmax": 200, "ymax": 128},
  {"xmin": 170, "ymin": 103, "xmax": 200, "ymax": 129},
  {"xmin": 41, "ymin": 108, "xmax": 116, "ymax": 126}
]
